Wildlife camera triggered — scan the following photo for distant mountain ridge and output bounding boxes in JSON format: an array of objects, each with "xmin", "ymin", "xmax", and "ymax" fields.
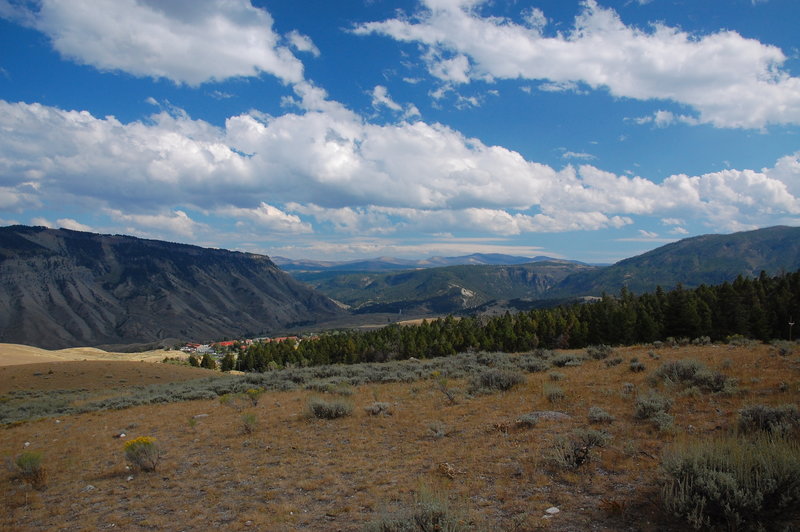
[
  {"xmin": 299, "ymin": 260, "xmax": 596, "ymax": 314},
  {"xmin": 549, "ymin": 225, "xmax": 800, "ymax": 297},
  {"xmin": 296, "ymin": 226, "xmax": 800, "ymax": 314},
  {"xmin": 273, "ymin": 253, "xmax": 583, "ymax": 272},
  {"xmin": 0, "ymin": 226, "xmax": 343, "ymax": 349}
]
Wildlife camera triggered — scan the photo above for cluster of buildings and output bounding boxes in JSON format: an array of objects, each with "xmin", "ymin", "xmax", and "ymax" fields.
[{"xmin": 179, "ymin": 336, "xmax": 301, "ymax": 356}]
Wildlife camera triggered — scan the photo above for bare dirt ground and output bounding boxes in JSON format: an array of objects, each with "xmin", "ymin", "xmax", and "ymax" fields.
[
  {"xmin": 0, "ymin": 343, "xmax": 175, "ymax": 367},
  {"xmin": 1, "ymin": 343, "xmax": 798, "ymax": 531}
]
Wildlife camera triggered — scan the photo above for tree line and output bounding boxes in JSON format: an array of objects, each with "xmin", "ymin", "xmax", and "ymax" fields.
[{"xmin": 233, "ymin": 270, "xmax": 800, "ymax": 372}]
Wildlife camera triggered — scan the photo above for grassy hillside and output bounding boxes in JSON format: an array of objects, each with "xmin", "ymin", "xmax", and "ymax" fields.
[{"xmin": 2, "ymin": 342, "xmax": 799, "ymax": 530}]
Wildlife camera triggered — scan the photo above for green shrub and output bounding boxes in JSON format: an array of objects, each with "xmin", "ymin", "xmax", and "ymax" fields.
[
  {"xmin": 306, "ymin": 397, "xmax": 353, "ymax": 419},
  {"xmin": 468, "ymin": 368, "xmax": 524, "ymax": 394},
  {"xmin": 124, "ymin": 436, "xmax": 161, "ymax": 472},
  {"xmin": 661, "ymin": 434, "xmax": 800, "ymax": 530},
  {"xmin": 737, "ymin": 404, "xmax": 800, "ymax": 436},
  {"xmin": 15, "ymin": 451, "xmax": 46, "ymax": 490}
]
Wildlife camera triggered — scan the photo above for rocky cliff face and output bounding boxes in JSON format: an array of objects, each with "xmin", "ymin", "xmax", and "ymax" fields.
[{"xmin": 0, "ymin": 226, "xmax": 344, "ymax": 349}]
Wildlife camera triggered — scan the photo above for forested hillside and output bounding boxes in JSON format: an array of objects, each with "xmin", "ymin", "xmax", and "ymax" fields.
[{"xmin": 235, "ymin": 270, "xmax": 800, "ymax": 370}]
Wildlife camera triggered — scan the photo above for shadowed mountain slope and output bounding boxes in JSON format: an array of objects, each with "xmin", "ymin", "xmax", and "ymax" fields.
[{"xmin": 0, "ymin": 226, "xmax": 343, "ymax": 349}]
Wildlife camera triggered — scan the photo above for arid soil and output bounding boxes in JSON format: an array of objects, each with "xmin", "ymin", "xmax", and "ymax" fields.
[{"xmin": 1, "ymin": 343, "xmax": 798, "ymax": 531}]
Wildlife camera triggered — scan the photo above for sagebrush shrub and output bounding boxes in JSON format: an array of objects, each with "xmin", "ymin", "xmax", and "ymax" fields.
[
  {"xmin": 124, "ymin": 436, "xmax": 161, "ymax": 472},
  {"xmin": 649, "ymin": 359, "xmax": 736, "ymax": 394},
  {"xmin": 468, "ymin": 368, "xmax": 524, "ymax": 394},
  {"xmin": 661, "ymin": 434, "xmax": 800, "ymax": 530},
  {"xmin": 588, "ymin": 406, "xmax": 615, "ymax": 424},
  {"xmin": 737, "ymin": 404, "xmax": 800, "ymax": 436},
  {"xmin": 365, "ymin": 485, "xmax": 468, "ymax": 531},
  {"xmin": 629, "ymin": 358, "xmax": 646, "ymax": 373},
  {"xmin": 544, "ymin": 383, "xmax": 565, "ymax": 403},
  {"xmin": 587, "ymin": 344, "xmax": 613, "ymax": 360},
  {"xmin": 15, "ymin": 451, "xmax": 46, "ymax": 490},
  {"xmin": 365, "ymin": 402, "xmax": 392, "ymax": 416},
  {"xmin": 306, "ymin": 397, "xmax": 353, "ymax": 419},
  {"xmin": 634, "ymin": 390, "xmax": 673, "ymax": 420},
  {"xmin": 551, "ymin": 354, "xmax": 583, "ymax": 367}
]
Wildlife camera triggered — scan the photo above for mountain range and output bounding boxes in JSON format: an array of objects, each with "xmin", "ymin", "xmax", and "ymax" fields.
[
  {"xmin": 0, "ymin": 226, "xmax": 343, "ymax": 349},
  {"xmin": 1, "ymin": 224, "xmax": 799, "ymax": 349},
  {"xmin": 272, "ymin": 253, "xmax": 585, "ymax": 272},
  {"xmin": 293, "ymin": 226, "xmax": 800, "ymax": 313}
]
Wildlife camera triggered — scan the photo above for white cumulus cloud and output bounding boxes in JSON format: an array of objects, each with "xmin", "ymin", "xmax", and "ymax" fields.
[
  {"xmin": 5, "ymin": 0, "xmax": 305, "ymax": 85},
  {"xmin": 354, "ymin": 0, "xmax": 800, "ymax": 128},
  {"xmin": 0, "ymin": 96, "xmax": 798, "ymax": 240}
]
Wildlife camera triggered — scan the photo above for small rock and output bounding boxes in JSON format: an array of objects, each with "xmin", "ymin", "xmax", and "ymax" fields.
[
  {"xmin": 244, "ymin": 521, "xmax": 253, "ymax": 527},
  {"xmin": 23, "ymin": 441, "xmax": 30, "ymax": 448},
  {"xmin": 545, "ymin": 507, "xmax": 560, "ymax": 515},
  {"xmin": 55, "ymin": 419, "xmax": 61, "ymax": 424},
  {"xmin": 126, "ymin": 475, "xmax": 134, "ymax": 481},
  {"xmin": 193, "ymin": 414, "xmax": 209, "ymax": 419},
  {"xmin": 83, "ymin": 485, "xmax": 96, "ymax": 492}
]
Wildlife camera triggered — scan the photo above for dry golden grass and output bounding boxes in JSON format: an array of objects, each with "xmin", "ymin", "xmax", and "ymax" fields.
[
  {"xmin": 0, "ymin": 343, "xmax": 175, "ymax": 366},
  {"xmin": 1, "ymin": 343, "xmax": 798, "ymax": 531}
]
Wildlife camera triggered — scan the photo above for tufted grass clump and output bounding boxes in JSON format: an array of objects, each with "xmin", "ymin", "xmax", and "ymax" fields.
[
  {"xmin": 661, "ymin": 434, "xmax": 800, "ymax": 530},
  {"xmin": 124, "ymin": 436, "xmax": 161, "ymax": 472},
  {"xmin": 468, "ymin": 368, "xmax": 524, "ymax": 394},
  {"xmin": 15, "ymin": 451, "xmax": 47, "ymax": 490},
  {"xmin": 306, "ymin": 396, "xmax": 354, "ymax": 419},
  {"xmin": 737, "ymin": 404, "xmax": 800, "ymax": 436}
]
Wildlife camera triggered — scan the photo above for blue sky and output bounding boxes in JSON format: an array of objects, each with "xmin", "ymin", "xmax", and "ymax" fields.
[{"xmin": 1, "ymin": 0, "xmax": 799, "ymax": 264}]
